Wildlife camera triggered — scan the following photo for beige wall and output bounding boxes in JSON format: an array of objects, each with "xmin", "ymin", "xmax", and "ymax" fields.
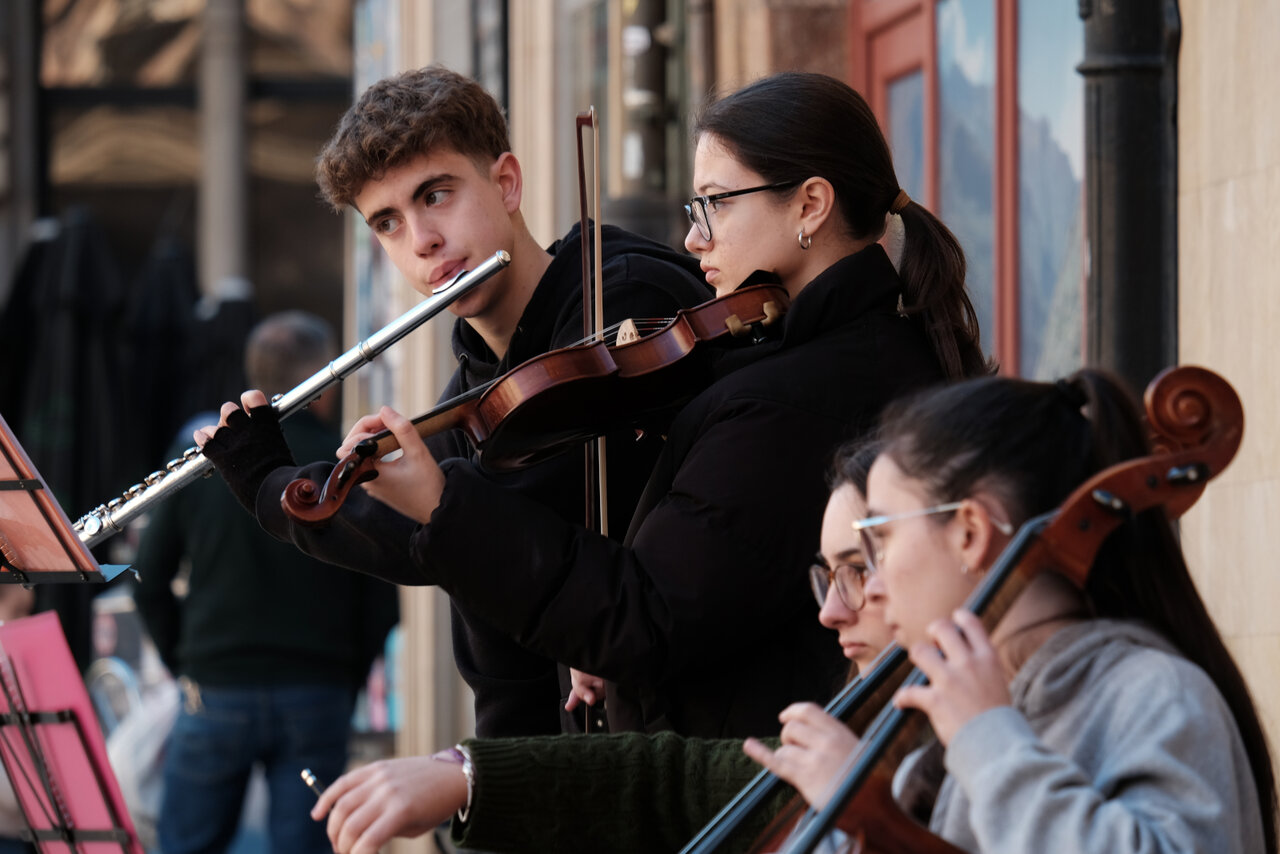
[
  {"xmin": 714, "ymin": 0, "xmax": 849, "ymax": 89},
  {"xmin": 1177, "ymin": 0, "xmax": 1280, "ymax": 774}
]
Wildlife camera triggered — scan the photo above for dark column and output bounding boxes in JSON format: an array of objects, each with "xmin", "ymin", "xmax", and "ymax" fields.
[
  {"xmin": 1078, "ymin": 0, "xmax": 1180, "ymax": 393},
  {"xmin": 0, "ymin": 0, "xmax": 42, "ymax": 304}
]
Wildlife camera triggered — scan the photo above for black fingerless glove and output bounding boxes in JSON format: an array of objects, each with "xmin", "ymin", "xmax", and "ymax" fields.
[{"xmin": 201, "ymin": 404, "xmax": 296, "ymax": 514}]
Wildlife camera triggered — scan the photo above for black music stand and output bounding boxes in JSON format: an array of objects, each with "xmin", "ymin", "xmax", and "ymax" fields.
[
  {"xmin": 0, "ymin": 611, "xmax": 143, "ymax": 852},
  {"xmin": 0, "ymin": 413, "xmax": 125, "ymax": 585}
]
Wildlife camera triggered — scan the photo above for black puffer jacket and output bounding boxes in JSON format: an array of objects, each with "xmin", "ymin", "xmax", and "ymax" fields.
[{"xmin": 415, "ymin": 244, "xmax": 945, "ymax": 736}]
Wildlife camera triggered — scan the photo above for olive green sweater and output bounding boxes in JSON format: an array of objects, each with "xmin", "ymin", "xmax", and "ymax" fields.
[{"xmin": 454, "ymin": 731, "xmax": 787, "ymax": 853}]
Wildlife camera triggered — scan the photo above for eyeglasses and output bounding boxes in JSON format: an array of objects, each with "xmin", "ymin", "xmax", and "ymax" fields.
[
  {"xmin": 808, "ymin": 557, "xmax": 869, "ymax": 611},
  {"xmin": 852, "ymin": 501, "xmax": 1014, "ymax": 574},
  {"xmin": 684, "ymin": 181, "xmax": 799, "ymax": 241}
]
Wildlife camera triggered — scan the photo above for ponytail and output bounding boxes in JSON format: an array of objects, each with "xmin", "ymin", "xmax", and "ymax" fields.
[{"xmin": 895, "ymin": 201, "xmax": 990, "ymax": 380}]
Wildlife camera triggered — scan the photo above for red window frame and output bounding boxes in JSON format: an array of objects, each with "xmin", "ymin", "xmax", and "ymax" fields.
[{"xmin": 850, "ymin": 0, "xmax": 1021, "ymax": 375}]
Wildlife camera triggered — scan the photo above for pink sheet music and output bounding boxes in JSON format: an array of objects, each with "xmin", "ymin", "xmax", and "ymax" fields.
[{"xmin": 0, "ymin": 611, "xmax": 142, "ymax": 853}]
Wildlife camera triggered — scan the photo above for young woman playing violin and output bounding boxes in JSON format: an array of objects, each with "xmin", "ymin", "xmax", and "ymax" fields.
[
  {"xmin": 749, "ymin": 370, "xmax": 1275, "ymax": 854},
  {"xmin": 202, "ymin": 71, "xmax": 988, "ymax": 744},
  {"xmin": 313, "ymin": 442, "xmax": 893, "ymax": 854}
]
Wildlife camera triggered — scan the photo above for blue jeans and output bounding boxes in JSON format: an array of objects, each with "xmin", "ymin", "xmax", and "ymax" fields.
[{"xmin": 158, "ymin": 682, "xmax": 354, "ymax": 854}]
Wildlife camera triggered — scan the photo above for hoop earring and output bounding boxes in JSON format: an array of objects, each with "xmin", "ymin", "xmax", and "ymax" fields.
[{"xmin": 798, "ymin": 229, "xmax": 812, "ymax": 250}]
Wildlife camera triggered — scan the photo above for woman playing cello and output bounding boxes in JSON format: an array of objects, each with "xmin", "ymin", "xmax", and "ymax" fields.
[{"xmin": 749, "ymin": 369, "xmax": 1275, "ymax": 853}]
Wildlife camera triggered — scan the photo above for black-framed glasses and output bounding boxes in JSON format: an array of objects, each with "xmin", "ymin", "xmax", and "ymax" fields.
[
  {"xmin": 808, "ymin": 557, "xmax": 869, "ymax": 611},
  {"xmin": 684, "ymin": 181, "xmax": 799, "ymax": 241},
  {"xmin": 851, "ymin": 501, "xmax": 1013, "ymax": 574}
]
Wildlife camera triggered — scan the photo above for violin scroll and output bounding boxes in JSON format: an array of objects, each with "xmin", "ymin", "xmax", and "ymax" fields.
[{"xmin": 280, "ymin": 448, "xmax": 380, "ymax": 527}]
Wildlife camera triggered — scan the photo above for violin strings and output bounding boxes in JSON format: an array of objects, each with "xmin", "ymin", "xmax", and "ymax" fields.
[
  {"xmin": 435, "ymin": 318, "xmax": 677, "ymax": 410},
  {"xmin": 566, "ymin": 317, "xmax": 676, "ymax": 348}
]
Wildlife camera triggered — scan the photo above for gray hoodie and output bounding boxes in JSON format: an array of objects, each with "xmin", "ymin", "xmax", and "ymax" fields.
[{"xmin": 902, "ymin": 618, "xmax": 1265, "ymax": 853}]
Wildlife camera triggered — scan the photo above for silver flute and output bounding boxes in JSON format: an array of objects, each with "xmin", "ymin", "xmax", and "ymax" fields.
[{"xmin": 74, "ymin": 250, "xmax": 511, "ymax": 549}]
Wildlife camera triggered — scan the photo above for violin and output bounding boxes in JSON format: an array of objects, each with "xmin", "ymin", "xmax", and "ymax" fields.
[
  {"xmin": 684, "ymin": 365, "xmax": 1243, "ymax": 854},
  {"xmin": 280, "ymin": 282, "xmax": 790, "ymax": 526}
]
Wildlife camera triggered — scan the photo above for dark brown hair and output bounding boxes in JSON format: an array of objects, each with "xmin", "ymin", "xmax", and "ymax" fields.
[
  {"xmin": 828, "ymin": 438, "xmax": 882, "ymax": 683},
  {"xmin": 315, "ymin": 65, "xmax": 510, "ymax": 211},
  {"xmin": 694, "ymin": 72, "xmax": 989, "ymax": 380},
  {"xmin": 827, "ymin": 438, "xmax": 880, "ymax": 497},
  {"xmin": 877, "ymin": 369, "xmax": 1276, "ymax": 850}
]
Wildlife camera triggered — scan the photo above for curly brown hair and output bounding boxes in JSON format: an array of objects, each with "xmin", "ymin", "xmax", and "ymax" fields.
[{"xmin": 315, "ymin": 65, "xmax": 511, "ymax": 212}]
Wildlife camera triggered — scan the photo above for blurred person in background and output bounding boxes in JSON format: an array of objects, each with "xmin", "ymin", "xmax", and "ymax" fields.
[{"xmin": 134, "ymin": 311, "xmax": 399, "ymax": 854}]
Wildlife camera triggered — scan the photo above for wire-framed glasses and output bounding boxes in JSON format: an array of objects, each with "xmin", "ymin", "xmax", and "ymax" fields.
[
  {"xmin": 684, "ymin": 181, "xmax": 799, "ymax": 241},
  {"xmin": 851, "ymin": 502, "xmax": 964, "ymax": 574},
  {"xmin": 852, "ymin": 501, "xmax": 1015, "ymax": 574},
  {"xmin": 808, "ymin": 557, "xmax": 870, "ymax": 610}
]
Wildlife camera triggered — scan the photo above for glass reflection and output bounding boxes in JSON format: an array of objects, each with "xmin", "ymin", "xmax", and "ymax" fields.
[
  {"xmin": 1018, "ymin": 1, "xmax": 1084, "ymax": 379},
  {"xmin": 937, "ymin": 0, "xmax": 996, "ymax": 359}
]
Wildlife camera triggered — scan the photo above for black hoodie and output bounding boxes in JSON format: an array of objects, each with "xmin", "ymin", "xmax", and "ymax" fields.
[{"xmin": 428, "ymin": 223, "xmax": 708, "ymax": 736}]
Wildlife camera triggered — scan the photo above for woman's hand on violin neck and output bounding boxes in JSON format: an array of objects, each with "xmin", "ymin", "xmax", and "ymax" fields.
[
  {"xmin": 311, "ymin": 756, "xmax": 468, "ymax": 854},
  {"xmin": 743, "ymin": 702, "xmax": 860, "ymax": 810},
  {"xmin": 349, "ymin": 405, "xmax": 446, "ymax": 525},
  {"xmin": 893, "ymin": 609, "xmax": 1012, "ymax": 746}
]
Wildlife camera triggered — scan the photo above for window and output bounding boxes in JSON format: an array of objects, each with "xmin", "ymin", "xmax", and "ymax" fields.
[{"xmin": 852, "ymin": 0, "xmax": 1084, "ymax": 376}]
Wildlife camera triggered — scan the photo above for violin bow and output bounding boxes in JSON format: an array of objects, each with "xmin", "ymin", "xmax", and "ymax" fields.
[
  {"xmin": 576, "ymin": 108, "xmax": 609, "ymax": 540},
  {"xmin": 575, "ymin": 107, "xmax": 609, "ymax": 734}
]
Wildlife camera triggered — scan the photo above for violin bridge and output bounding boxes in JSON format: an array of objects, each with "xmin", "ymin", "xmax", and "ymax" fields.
[{"xmin": 615, "ymin": 318, "xmax": 641, "ymax": 345}]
